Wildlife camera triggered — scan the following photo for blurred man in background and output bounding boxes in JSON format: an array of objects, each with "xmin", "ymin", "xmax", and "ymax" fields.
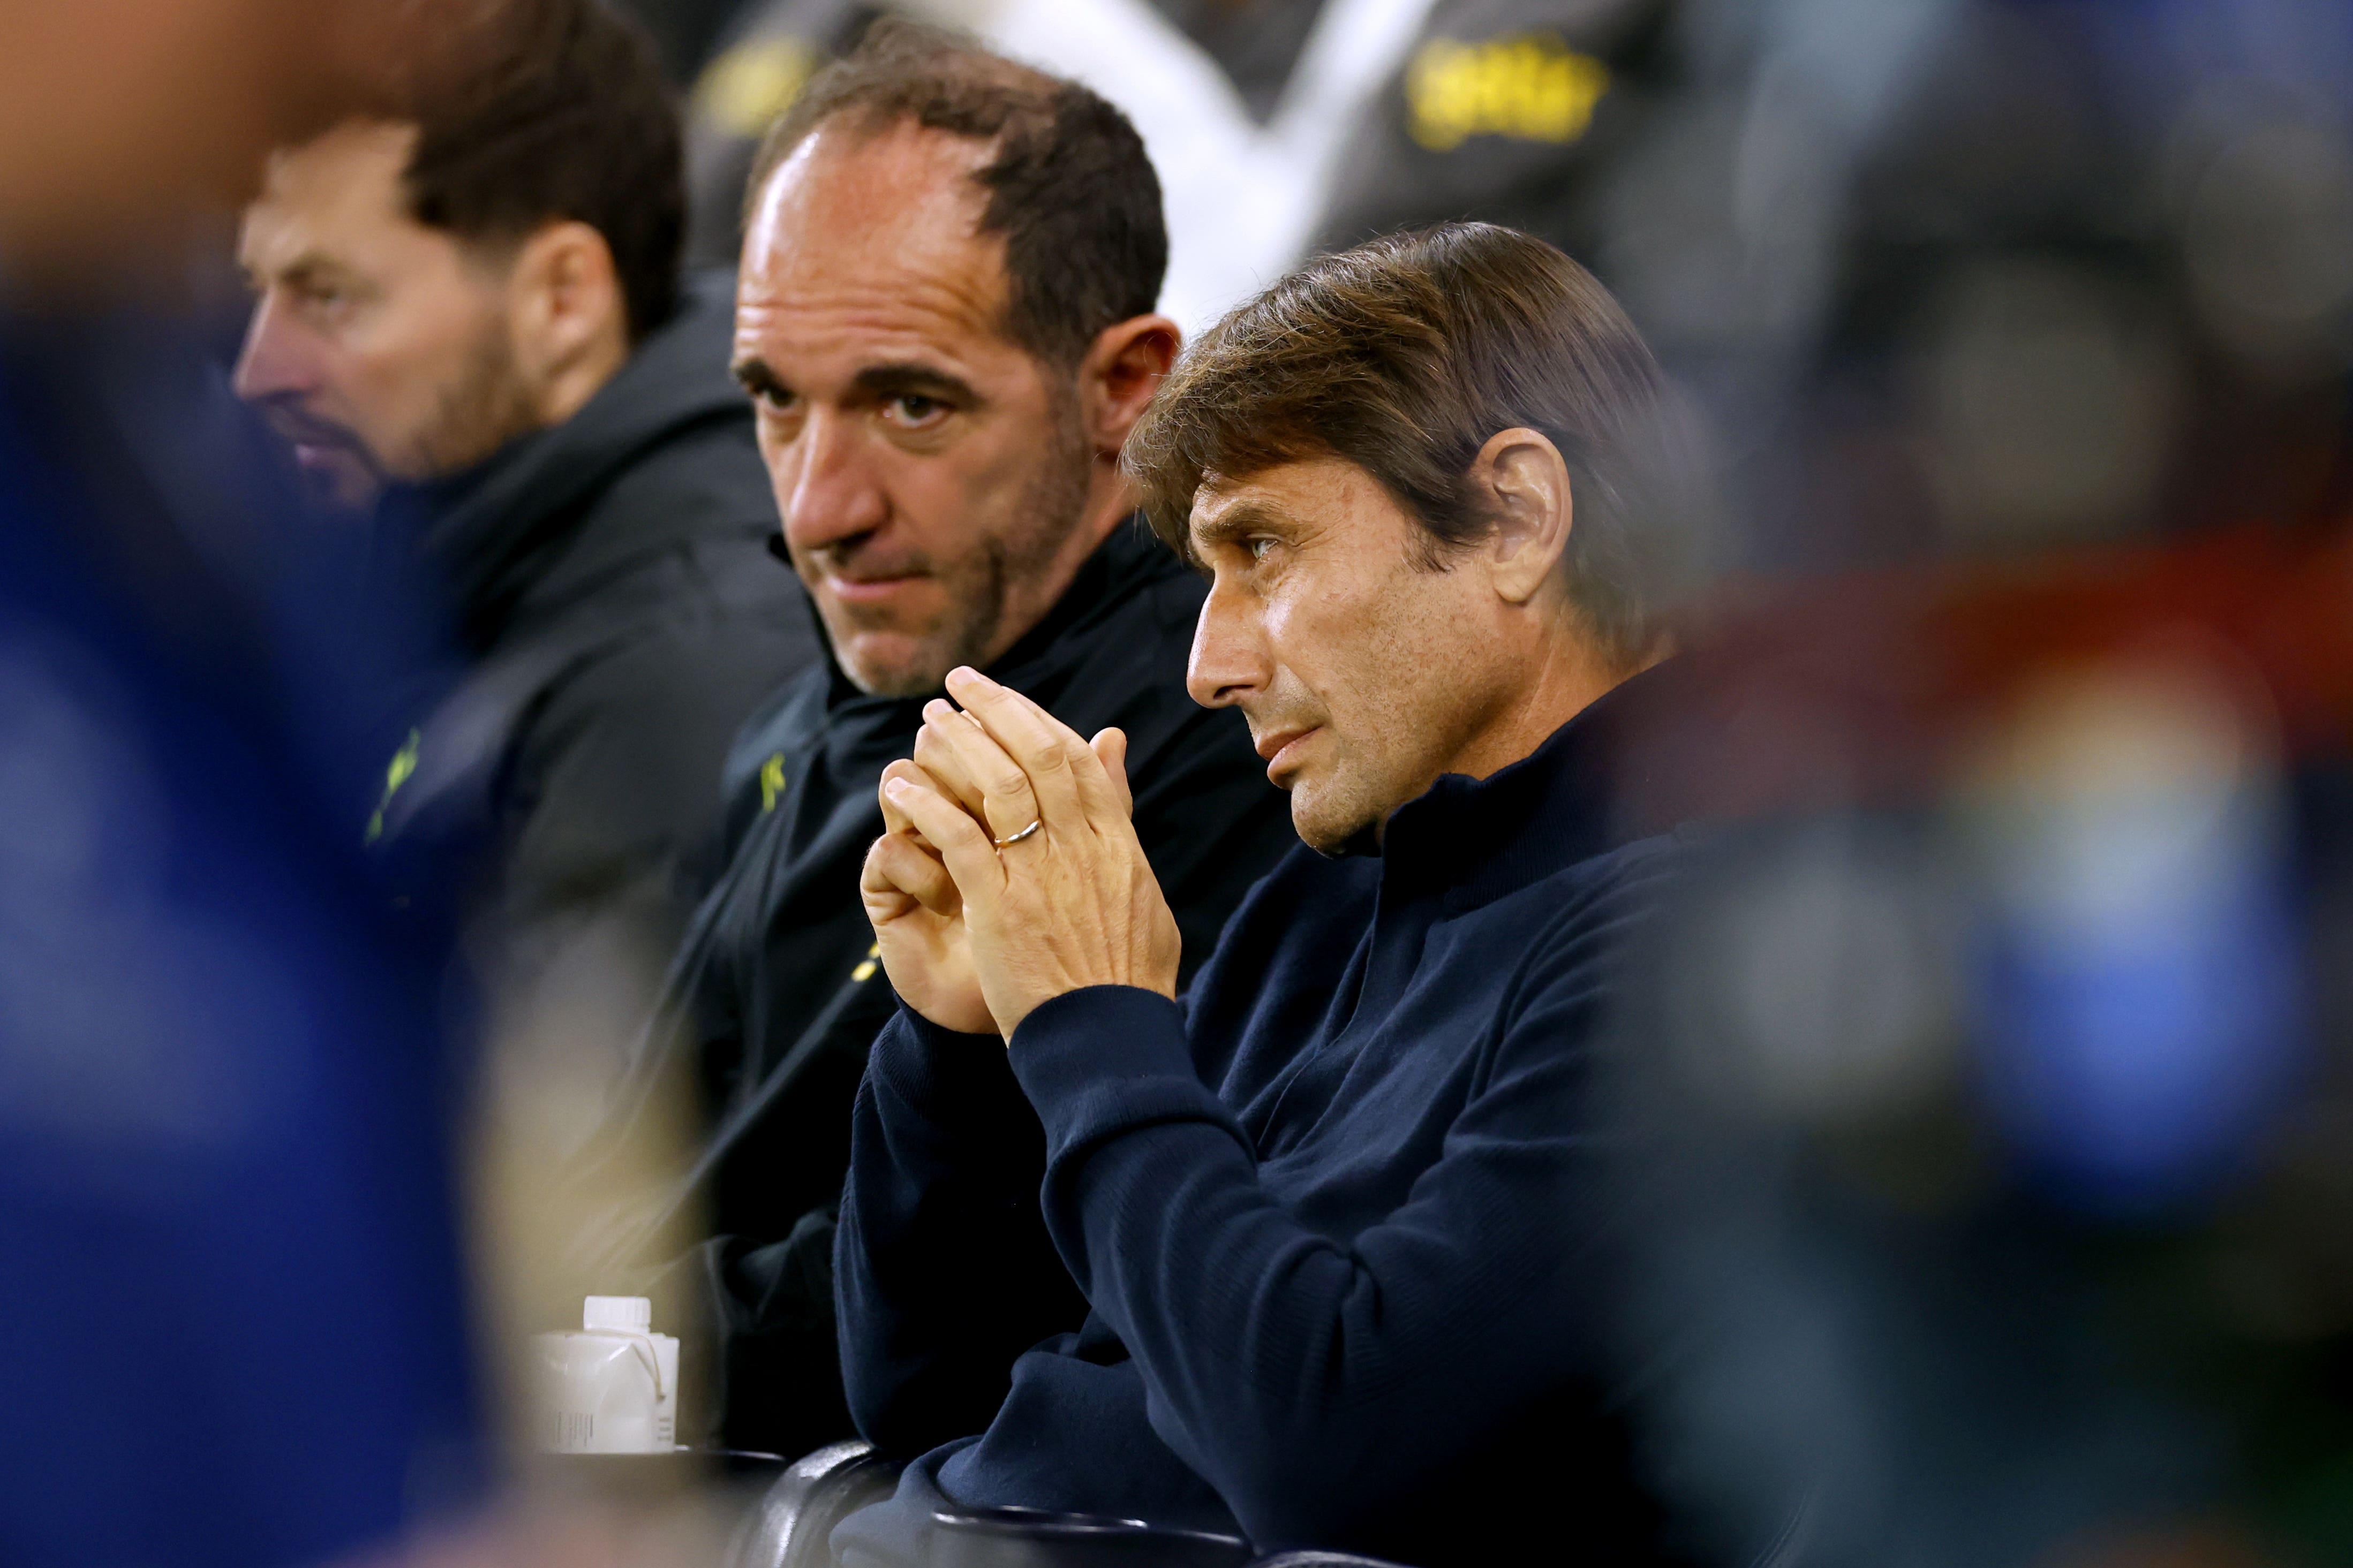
[
  {"xmin": 235, "ymin": 0, "xmax": 818, "ymax": 980},
  {"xmin": 0, "ymin": 4, "xmax": 491, "ymax": 1566},
  {"xmin": 585, "ymin": 21, "xmax": 1294, "ymax": 1459}
]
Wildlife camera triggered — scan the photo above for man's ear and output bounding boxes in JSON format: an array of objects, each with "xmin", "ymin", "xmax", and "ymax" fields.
[
  {"xmin": 1077, "ymin": 313, "xmax": 1181, "ymax": 457},
  {"xmin": 1472, "ymin": 427, "xmax": 1574, "ymax": 607},
  {"xmin": 505, "ymin": 218, "xmax": 628, "ymax": 414}
]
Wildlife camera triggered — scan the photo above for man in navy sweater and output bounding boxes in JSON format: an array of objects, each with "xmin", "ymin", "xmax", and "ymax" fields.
[{"xmin": 835, "ymin": 223, "xmax": 1693, "ymax": 1567}]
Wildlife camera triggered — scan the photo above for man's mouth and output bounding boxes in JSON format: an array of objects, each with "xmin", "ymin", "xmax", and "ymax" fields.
[
  {"xmin": 823, "ymin": 570, "xmax": 927, "ymax": 605},
  {"xmin": 1254, "ymin": 725, "xmax": 1318, "ymax": 783},
  {"xmin": 263, "ymin": 411, "xmax": 363, "ymax": 469}
]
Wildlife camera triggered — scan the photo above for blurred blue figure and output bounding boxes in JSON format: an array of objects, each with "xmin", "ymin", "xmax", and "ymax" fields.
[
  {"xmin": 1974, "ymin": 752, "xmax": 2306, "ymax": 1215},
  {"xmin": 0, "ymin": 316, "xmax": 482, "ymax": 1565},
  {"xmin": 0, "ymin": 4, "xmax": 496, "ymax": 1560}
]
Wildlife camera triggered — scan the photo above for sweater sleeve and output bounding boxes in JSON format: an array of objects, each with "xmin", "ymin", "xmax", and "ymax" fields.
[
  {"xmin": 834, "ymin": 1008, "xmax": 1090, "ymax": 1457},
  {"xmin": 1001, "ymin": 877, "xmax": 1658, "ymax": 1548}
]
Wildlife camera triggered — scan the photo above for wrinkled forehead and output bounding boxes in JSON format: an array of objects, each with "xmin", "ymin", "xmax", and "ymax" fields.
[
  {"xmin": 1188, "ymin": 463, "xmax": 1319, "ymax": 531},
  {"xmin": 736, "ymin": 119, "xmax": 1014, "ymax": 358},
  {"xmin": 1187, "ymin": 457, "xmax": 1410, "ymax": 554}
]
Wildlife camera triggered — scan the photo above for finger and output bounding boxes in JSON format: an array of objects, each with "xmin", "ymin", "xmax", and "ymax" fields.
[
  {"xmin": 864, "ymin": 829, "xmax": 960, "ymax": 916},
  {"xmin": 912, "ymin": 703, "xmax": 1012, "ymax": 830},
  {"xmin": 1053, "ymin": 723, "xmax": 1125, "ymax": 827},
  {"xmin": 942, "ymin": 667, "xmax": 1091, "ymax": 834},
  {"xmin": 884, "ymin": 774, "xmax": 1004, "ymax": 904},
  {"xmin": 877, "ymin": 758, "xmax": 921, "ymax": 836},
  {"xmin": 919, "ymin": 696, "xmax": 1045, "ymax": 844},
  {"xmin": 1090, "ymin": 727, "xmax": 1134, "ymax": 819},
  {"xmin": 858, "ymin": 836, "xmax": 917, "ymax": 922},
  {"xmin": 982, "ymin": 685, "xmax": 1125, "ymax": 827},
  {"xmin": 878, "ymin": 758, "xmax": 960, "ymax": 847}
]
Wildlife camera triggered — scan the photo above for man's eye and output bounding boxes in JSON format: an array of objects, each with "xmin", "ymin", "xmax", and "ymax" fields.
[
  {"xmin": 1246, "ymin": 536, "xmax": 1276, "ymax": 562},
  {"xmin": 883, "ymin": 394, "xmax": 946, "ymax": 427},
  {"xmin": 755, "ymin": 385, "xmax": 796, "ymax": 413}
]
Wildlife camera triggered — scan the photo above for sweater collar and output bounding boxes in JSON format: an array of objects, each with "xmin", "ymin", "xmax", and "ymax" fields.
[{"xmin": 1373, "ymin": 659, "xmax": 1678, "ymax": 911}]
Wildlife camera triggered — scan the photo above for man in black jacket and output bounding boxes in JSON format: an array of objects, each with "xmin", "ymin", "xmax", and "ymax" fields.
[
  {"xmin": 588, "ymin": 23, "xmax": 1295, "ymax": 1456},
  {"xmin": 234, "ymin": 0, "xmax": 819, "ymax": 954}
]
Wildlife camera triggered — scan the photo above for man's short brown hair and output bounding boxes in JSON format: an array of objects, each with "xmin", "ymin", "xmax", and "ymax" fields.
[
  {"xmin": 399, "ymin": 0, "xmax": 684, "ymax": 342},
  {"xmin": 1127, "ymin": 223, "xmax": 1687, "ymax": 662},
  {"xmin": 744, "ymin": 19, "xmax": 1167, "ymax": 369}
]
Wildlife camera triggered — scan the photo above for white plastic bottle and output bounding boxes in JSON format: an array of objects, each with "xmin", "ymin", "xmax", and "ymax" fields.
[{"xmin": 530, "ymin": 1295, "xmax": 680, "ymax": 1453}]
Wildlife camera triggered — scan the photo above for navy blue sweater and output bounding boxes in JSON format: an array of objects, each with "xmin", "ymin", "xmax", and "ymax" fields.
[{"xmin": 833, "ymin": 678, "xmax": 1684, "ymax": 1567}]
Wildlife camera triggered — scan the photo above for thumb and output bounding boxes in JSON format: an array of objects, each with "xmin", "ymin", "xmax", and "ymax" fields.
[{"xmin": 1090, "ymin": 727, "xmax": 1134, "ymax": 817}]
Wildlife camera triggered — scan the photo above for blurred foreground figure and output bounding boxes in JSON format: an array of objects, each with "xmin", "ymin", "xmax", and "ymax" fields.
[
  {"xmin": 235, "ymin": 0, "xmax": 818, "ymax": 974},
  {"xmin": 836, "ymin": 223, "xmax": 1690, "ymax": 1566},
  {"xmin": 582, "ymin": 23, "xmax": 1292, "ymax": 1458},
  {"xmin": 0, "ymin": 3, "xmax": 487, "ymax": 1566}
]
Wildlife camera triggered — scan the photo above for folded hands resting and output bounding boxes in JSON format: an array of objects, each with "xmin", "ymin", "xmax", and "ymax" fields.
[{"xmin": 858, "ymin": 665, "xmax": 1182, "ymax": 1042}]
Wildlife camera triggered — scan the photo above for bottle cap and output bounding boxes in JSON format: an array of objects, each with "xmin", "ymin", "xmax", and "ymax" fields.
[{"xmin": 583, "ymin": 1295, "xmax": 652, "ymax": 1333}]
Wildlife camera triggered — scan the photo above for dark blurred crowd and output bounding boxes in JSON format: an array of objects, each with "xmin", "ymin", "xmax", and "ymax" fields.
[{"xmin": 4, "ymin": 2, "xmax": 2351, "ymax": 1567}]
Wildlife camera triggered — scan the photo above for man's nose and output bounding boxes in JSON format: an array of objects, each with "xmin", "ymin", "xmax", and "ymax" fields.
[
  {"xmin": 1186, "ymin": 575, "xmax": 1271, "ymax": 709},
  {"xmin": 777, "ymin": 408, "xmax": 888, "ymax": 555},
  {"xmin": 231, "ymin": 292, "xmax": 310, "ymax": 405}
]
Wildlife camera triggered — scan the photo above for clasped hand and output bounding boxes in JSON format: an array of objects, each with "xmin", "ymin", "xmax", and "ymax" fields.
[{"xmin": 858, "ymin": 666, "xmax": 1181, "ymax": 1042}]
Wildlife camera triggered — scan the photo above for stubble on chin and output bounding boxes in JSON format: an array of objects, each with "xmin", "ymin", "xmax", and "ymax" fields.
[
  {"xmin": 835, "ymin": 398, "xmax": 1091, "ymax": 699},
  {"xmin": 831, "ymin": 541, "xmax": 1006, "ymax": 699},
  {"xmin": 401, "ymin": 314, "xmax": 545, "ymax": 483},
  {"xmin": 1284, "ymin": 728, "xmax": 1406, "ymax": 857}
]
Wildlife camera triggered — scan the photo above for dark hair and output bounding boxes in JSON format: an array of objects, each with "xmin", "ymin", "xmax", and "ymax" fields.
[
  {"xmin": 744, "ymin": 18, "xmax": 1166, "ymax": 368},
  {"xmin": 1126, "ymin": 223, "xmax": 1688, "ymax": 662},
  {"xmin": 399, "ymin": 0, "xmax": 685, "ymax": 341}
]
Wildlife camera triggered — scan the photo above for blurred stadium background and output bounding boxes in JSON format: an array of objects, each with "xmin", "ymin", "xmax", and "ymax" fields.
[{"xmin": 4, "ymin": 2, "xmax": 2352, "ymax": 1565}]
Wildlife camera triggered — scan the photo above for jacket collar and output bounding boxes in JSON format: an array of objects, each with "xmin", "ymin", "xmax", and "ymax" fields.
[
  {"xmin": 1374, "ymin": 658, "xmax": 1679, "ymax": 912},
  {"xmin": 380, "ymin": 270, "xmax": 746, "ymax": 652}
]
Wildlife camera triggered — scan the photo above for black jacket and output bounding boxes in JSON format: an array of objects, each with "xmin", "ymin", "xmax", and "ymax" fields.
[
  {"xmin": 600, "ymin": 521, "xmax": 1298, "ymax": 1456},
  {"xmin": 372, "ymin": 272, "xmax": 819, "ymax": 945}
]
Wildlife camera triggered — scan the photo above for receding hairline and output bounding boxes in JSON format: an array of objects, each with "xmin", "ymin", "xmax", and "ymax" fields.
[
  {"xmin": 745, "ymin": 112, "xmax": 1001, "ymax": 244},
  {"xmin": 736, "ymin": 121, "xmax": 1025, "ymax": 346},
  {"xmin": 743, "ymin": 48, "xmax": 1057, "ymax": 233}
]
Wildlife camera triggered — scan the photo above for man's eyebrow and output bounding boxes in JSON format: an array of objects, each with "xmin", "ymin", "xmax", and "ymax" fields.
[
  {"xmin": 1190, "ymin": 498, "xmax": 1290, "ymax": 549},
  {"xmin": 260, "ymin": 252, "xmax": 351, "ymax": 292},
  {"xmin": 851, "ymin": 363, "xmax": 981, "ymax": 405},
  {"xmin": 733, "ymin": 358, "xmax": 787, "ymax": 398}
]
